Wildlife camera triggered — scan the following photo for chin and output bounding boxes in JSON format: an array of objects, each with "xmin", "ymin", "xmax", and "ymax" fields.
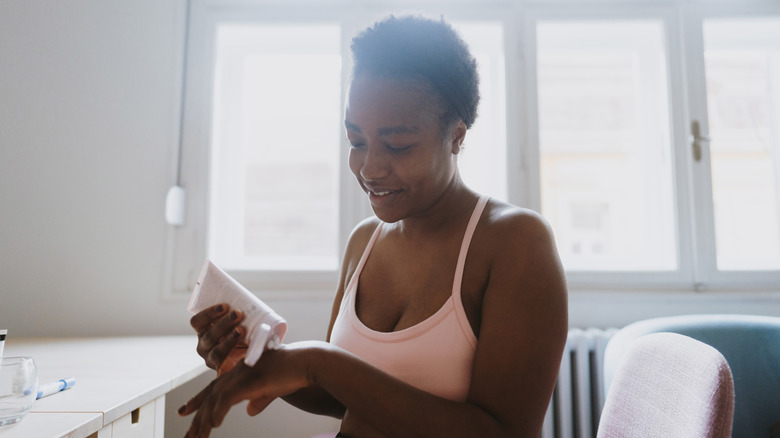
[{"xmin": 370, "ymin": 207, "xmax": 401, "ymax": 223}]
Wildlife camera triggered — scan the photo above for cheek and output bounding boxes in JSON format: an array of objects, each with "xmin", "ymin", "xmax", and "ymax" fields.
[
  {"xmin": 426, "ymin": 143, "xmax": 454, "ymax": 173},
  {"xmin": 348, "ymin": 149, "xmax": 361, "ymax": 177},
  {"xmin": 405, "ymin": 152, "xmax": 446, "ymax": 186}
]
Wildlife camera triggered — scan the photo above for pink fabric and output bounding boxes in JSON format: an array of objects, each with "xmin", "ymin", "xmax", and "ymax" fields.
[
  {"xmin": 597, "ymin": 332, "xmax": 735, "ymax": 438},
  {"xmin": 330, "ymin": 196, "xmax": 489, "ymax": 402}
]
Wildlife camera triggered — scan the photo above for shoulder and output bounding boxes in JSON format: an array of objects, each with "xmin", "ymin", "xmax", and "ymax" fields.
[
  {"xmin": 339, "ymin": 216, "xmax": 382, "ymax": 284},
  {"xmin": 475, "ymin": 198, "xmax": 566, "ymax": 302},
  {"xmin": 479, "ymin": 199, "xmax": 557, "ymax": 261},
  {"xmin": 345, "ymin": 216, "xmax": 382, "ymax": 257},
  {"xmin": 483, "ymin": 199, "xmax": 552, "ymax": 232}
]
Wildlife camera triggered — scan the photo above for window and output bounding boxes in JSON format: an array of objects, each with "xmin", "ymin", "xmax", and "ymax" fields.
[
  {"xmin": 537, "ymin": 20, "xmax": 676, "ymax": 272},
  {"xmin": 208, "ymin": 24, "xmax": 342, "ymax": 271},
  {"xmin": 166, "ymin": 1, "xmax": 780, "ymax": 297},
  {"xmin": 702, "ymin": 18, "xmax": 780, "ymax": 271}
]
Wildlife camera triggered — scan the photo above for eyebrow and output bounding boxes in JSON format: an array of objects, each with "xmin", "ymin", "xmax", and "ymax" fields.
[{"xmin": 344, "ymin": 120, "xmax": 419, "ymax": 137}]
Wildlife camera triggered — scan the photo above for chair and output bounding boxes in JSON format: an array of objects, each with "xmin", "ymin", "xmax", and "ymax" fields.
[
  {"xmin": 603, "ymin": 314, "xmax": 780, "ymax": 438},
  {"xmin": 597, "ymin": 332, "xmax": 734, "ymax": 438}
]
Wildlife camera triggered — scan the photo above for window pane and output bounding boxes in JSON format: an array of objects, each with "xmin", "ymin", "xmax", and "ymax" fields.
[
  {"xmin": 537, "ymin": 21, "xmax": 677, "ymax": 271},
  {"xmin": 451, "ymin": 22, "xmax": 507, "ymax": 202},
  {"xmin": 209, "ymin": 24, "xmax": 341, "ymax": 271},
  {"xmin": 703, "ymin": 18, "xmax": 780, "ymax": 271}
]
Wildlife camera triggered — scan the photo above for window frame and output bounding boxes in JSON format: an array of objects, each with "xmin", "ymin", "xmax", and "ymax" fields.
[
  {"xmin": 164, "ymin": 0, "xmax": 780, "ymax": 300},
  {"xmin": 683, "ymin": 1, "xmax": 780, "ymax": 290},
  {"xmin": 523, "ymin": 4, "xmax": 697, "ymax": 289},
  {"xmin": 164, "ymin": 2, "xmax": 373, "ymax": 298}
]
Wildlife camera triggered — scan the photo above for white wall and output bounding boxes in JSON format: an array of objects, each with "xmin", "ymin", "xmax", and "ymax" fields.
[
  {"xmin": 1, "ymin": 0, "xmax": 187, "ymax": 337},
  {"xmin": 1, "ymin": 1, "xmax": 778, "ymax": 436},
  {"xmin": 0, "ymin": 0, "xmax": 339, "ymax": 436}
]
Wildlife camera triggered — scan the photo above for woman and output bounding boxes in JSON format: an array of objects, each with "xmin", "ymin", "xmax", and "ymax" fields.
[{"xmin": 180, "ymin": 15, "xmax": 567, "ymax": 438}]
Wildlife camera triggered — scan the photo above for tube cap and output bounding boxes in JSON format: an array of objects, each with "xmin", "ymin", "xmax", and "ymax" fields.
[{"xmin": 245, "ymin": 323, "xmax": 272, "ymax": 367}]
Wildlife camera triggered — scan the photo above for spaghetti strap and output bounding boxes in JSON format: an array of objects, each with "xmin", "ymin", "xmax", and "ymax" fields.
[
  {"xmin": 452, "ymin": 195, "xmax": 489, "ymax": 298},
  {"xmin": 344, "ymin": 222, "xmax": 384, "ymax": 298},
  {"xmin": 451, "ymin": 195, "xmax": 489, "ymax": 343}
]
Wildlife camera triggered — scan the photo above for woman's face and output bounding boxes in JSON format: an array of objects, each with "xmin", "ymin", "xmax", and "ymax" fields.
[{"xmin": 345, "ymin": 74, "xmax": 463, "ymax": 223}]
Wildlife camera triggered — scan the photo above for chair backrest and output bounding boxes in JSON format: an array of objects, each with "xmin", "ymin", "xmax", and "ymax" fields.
[
  {"xmin": 603, "ymin": 314, "xmax": 780, "ymax": 438},
  {"xmin": 597, "ymin": 332, "xmax": 734, "ymax": 438}
]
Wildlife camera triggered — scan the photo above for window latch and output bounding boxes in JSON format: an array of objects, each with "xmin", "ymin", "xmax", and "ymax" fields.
[{"xmin": 690, "ymin": 120, "xmax": 710, "ymax": 162}]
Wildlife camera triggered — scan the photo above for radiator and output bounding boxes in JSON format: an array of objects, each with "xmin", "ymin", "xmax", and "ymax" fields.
[{"xmin": 541, "ymin": 328, "xmax": 618, "ymax": 438}]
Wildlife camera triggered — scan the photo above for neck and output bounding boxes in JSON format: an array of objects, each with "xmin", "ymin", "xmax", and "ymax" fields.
[{"xmin": 394, "ymin": 175, "xmax": 479, "ymax": 239}]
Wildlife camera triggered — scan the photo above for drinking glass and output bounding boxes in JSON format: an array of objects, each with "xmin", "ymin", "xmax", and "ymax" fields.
[{"xmin": 0, "ymin": 356, "xmax": 37, "ymax": 426}]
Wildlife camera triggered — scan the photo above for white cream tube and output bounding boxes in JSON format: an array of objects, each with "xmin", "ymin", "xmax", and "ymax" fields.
[{"xmin": 188, "ymin": 260, "xmax": 287, "ymax": 367}]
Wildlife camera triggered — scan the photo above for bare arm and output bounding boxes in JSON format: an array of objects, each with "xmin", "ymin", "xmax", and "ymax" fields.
[
  {"xmin": 181, "ymin": 211, "xmax": 567, "ymax": 437},
  {"xmin": 186, "ymin": 219, "xmax": 377, "ymax": 419}
]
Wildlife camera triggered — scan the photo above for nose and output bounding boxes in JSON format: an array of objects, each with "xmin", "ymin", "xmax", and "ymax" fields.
[{"xmin": 353, "ymin": 144, "xmax": 390, "ymax": 182}]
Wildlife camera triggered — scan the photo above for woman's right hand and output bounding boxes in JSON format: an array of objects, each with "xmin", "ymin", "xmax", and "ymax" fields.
[{"xmin": 190, "ymin": 304, "xmax": 248, "ymax": 374}]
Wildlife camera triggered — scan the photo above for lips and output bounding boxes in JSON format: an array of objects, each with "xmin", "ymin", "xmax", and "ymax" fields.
[
  {"xmin": 364, "ymin": 185, "xmax": 401, "ymax": 203},
  {"xmin": 362, "ymin": 182, "xmax": 399, "ymax": 197}
]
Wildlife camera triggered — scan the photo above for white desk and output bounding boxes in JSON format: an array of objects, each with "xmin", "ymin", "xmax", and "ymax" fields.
[{"xmin": 0, "ymin": 336, "xmax": 210, "ymax": 438}]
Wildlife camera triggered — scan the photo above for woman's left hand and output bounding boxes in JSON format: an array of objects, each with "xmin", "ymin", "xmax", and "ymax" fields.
[{"xmin": 179, "ymin": 341, "xmax": 325, "ymax": 438}]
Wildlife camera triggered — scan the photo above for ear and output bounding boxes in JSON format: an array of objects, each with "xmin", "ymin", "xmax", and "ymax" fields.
[{"xmin": 450, "ymin": 120, "xmax": 467, "ymax": 154}]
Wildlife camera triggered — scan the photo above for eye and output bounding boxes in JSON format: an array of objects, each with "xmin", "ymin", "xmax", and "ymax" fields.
[
  {"xmin": 348, "ymin": 140, "xmax": 366, "ymax": 150},
  {"xmin": 386, "ymin": 143, "xmax": 415, "ymax": 153}
]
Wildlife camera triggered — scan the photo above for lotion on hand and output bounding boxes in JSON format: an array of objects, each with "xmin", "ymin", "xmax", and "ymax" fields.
[{"xmin": 188, "ymin": 260, "xmax": 287, "ymax": 366}]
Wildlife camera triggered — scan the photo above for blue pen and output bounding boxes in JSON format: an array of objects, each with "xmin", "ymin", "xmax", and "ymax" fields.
[{"xmin": 36, "ymin": 377, "xmax": 76, "ymax": 400}]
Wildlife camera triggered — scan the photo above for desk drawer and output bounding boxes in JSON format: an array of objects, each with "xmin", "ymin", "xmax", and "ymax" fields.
[{"xmin": 111, "ymin": 397, "xmax": 162, "ymax": 438}]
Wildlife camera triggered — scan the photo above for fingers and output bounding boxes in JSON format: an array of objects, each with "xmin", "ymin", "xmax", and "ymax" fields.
[
  {"xmin": 246, "ymin": 396, "xmax": 275, "ymax": 416},
  {"xmin": 216, "ymin": 345, "xmax": 247, "ymax": 376},
  {"xmin": 180, "ymin": 382, "xmax": 220, "ymax": 438},
  {"xmin": 180, "ymin": 347, "xmax": 312, "ymax": 437},
  {"xmin": 190, "ymin": 304, "xmax": 228, "ymax": 334},
  {"xmin": 178, "ymin": 380, "xmax": 214, "ymax": 417},
  {"xmin": 193, "ymin": 306, "xmax": 245, "ymax": 370},
  {"xmin": 207, "ymin": 326, "xmax": 244, "ymax": 369},
  {"xmin": 180, "ymin": 375, "xmax": 239, "ymax": 438},
  {"xmin": 185, "ymin": 411, "xmax": 213, "ymax": 438}
]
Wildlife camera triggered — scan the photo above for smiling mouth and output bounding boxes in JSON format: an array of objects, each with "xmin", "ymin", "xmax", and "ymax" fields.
[{"xmin": 365, "ymin": 186, "xmax": 401, "ymax": 199}]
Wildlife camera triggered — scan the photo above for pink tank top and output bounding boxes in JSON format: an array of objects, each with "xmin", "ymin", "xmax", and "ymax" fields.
[{"xmin": 330, "ymin": 196, "xmax": 489, "ymax": 402}]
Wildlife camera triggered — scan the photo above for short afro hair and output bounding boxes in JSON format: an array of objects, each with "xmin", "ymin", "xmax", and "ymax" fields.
[{"xmin": 350, "ymin": 15, "xmax": 480, "ymax": 130}]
